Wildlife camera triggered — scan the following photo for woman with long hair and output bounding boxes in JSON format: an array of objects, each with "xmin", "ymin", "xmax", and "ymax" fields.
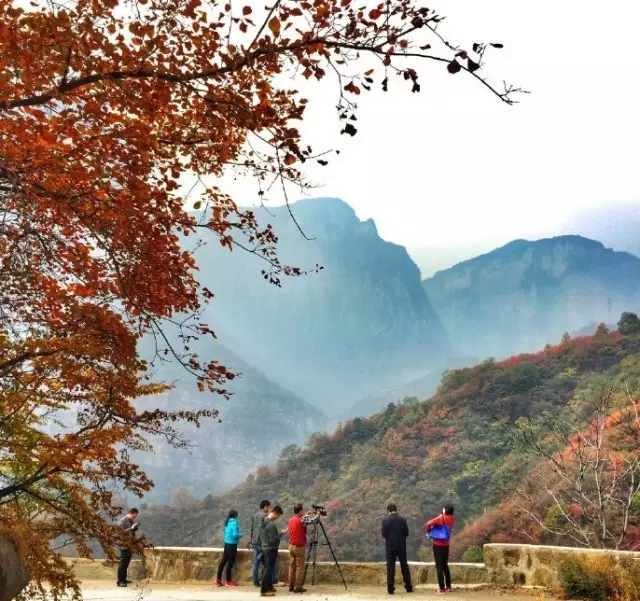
[
  {"xmin": 425, "ymin": 504, "xmax": 455, "ymax": 594},
  {"xmin": 215, "ymin": 509, "xmax": 241, "ymax": 587}
]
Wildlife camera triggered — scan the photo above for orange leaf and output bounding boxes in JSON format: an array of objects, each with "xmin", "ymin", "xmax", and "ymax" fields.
[{"xmin": 268, "ymin": 17, "xmax": 281, "ymax": 37}]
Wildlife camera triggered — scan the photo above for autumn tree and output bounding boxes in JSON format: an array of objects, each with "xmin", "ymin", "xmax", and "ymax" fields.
[
  {"xmin": 511, "ymin": 372, "xmax": 640, "ymax": 549},
  {"xmin": 594, "ymin": 322, "xmax": 612, "ymax": 340},
  {"xmin": 170, "ymin": 487, "xmax": 194, "ymax": 509},
  {"xmin": 0, "ymin": 0, "xmax": 521, "ymax": 597}
]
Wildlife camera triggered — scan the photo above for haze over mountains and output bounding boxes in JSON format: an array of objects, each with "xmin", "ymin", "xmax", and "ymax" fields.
[
  {"xmin": 137, "ymin": 197, "xmax": 640, "ymax": 501},
  {"xmin": 408, "ymin": 202, "xmax": 640, "ymax": 278},
  {"xmin": 423, "ymin": 235, "xmax": 640, "ymax": 359},
  {"xmin": 137, "ymin": 341, "xmax": 326, "ymax": 502},
  {"xmin": 194, "ymin": 197, "xmax": 452, "ymax": 413}
]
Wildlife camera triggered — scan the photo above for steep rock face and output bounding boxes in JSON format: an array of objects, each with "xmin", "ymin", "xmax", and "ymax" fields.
[
  {"xmin": 135, "ymin": 342, "xmax": 327, "ymax": 503},
  {"xmin": 422, "ymin": 235, "xmax": 640, "ymax": 359},
  {"xmin": 195, "ymin": 197, "xmax": 451, "ymax": 414}
]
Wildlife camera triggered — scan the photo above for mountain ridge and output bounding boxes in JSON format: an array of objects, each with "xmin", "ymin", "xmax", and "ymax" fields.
[
  {"xmin": 135, "ymin": 340, "xmax": 328, "ymax": 503},
  {"xmin": 422, "ymin": 234, "xmax": 640, "ymax": 359}
]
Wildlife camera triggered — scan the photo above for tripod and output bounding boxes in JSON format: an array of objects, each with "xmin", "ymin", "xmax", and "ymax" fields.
[{"xmin": 302, "ymin": 519, "xmax": 348, "ymax": 591}]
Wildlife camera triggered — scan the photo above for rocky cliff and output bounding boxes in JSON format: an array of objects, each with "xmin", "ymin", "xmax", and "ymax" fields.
[{"xmin": 194, "ymin": 197, "xmax": 451, "ymax": 414}]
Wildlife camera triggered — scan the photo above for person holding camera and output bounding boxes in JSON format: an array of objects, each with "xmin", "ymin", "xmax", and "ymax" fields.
[
  {"xmin": 287, "ymin": 504, "xmax": 320, "ymax": 593},
  {"xmin": 258, "ymin": 505, "xmax": 287, "ymax": 597},
  {"xmin": 381, "ymin": 504, "xmax": 413, "ymax": 595},
  {"xmin": 117, "ymin": 508, "xmax": 140, "ymax": 587}
]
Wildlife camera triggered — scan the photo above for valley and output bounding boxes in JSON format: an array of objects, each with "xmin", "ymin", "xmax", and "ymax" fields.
[{"xmin": 134, "ymin": 197, "xmax": 640, "ymax": 506}]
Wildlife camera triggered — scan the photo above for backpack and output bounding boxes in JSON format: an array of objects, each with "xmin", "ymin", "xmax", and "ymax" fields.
[
  {"xmin": 427, "ymin": 523, "xmax": 451, "ymax": 542},
  {"xmin": 427, "ymin": 514, "xmax": 451, "ymax": 542}
]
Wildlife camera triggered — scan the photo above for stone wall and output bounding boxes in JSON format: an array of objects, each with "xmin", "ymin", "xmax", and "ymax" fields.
[
  {"xmin": 67, "ymin": 543, "xmax": 640, "ymax": 590},
  {"xmin": 66, "ymin": 547, "xmax": 487, "ymax": 587},
  {"xmin": 484, "ymin": 543, "xmax": 640, "ymax": 588}
]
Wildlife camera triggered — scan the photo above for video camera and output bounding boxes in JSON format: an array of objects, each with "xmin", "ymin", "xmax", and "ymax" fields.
[{"xmin": 312, "ymin": 504, "xmax": 327, "ymax": 517}]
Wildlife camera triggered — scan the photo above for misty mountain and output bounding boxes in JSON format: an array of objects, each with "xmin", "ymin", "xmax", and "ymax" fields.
[
  {"xmin": 136, "ymin": 341, "xmax": 327, "ymax": 503},
  {"xmin": 193, "ymin": 197, "xmax": 452, "ymax": 415},
  {"xmin": 422, "ymin": 235, "xmax": 640, "ymax": 359},
  {"xmin": 345, "ymin": 355, "xmax": 478, "ymax": 419}
]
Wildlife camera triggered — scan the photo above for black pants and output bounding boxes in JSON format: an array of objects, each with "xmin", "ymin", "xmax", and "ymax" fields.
[
  {"xmin": 261, "ymin": 548, "xmax": 278, "ymax": 593},
  {"xmin": 216, "ymin": 543, "xmax": 238, "ymax": 581},
  {"xmin": 433, "ymin": 545, "xmax": 451, "ymax": 590},
  {"xmin": 385, "ymin": 547, "xmax": 412, "ymax": 593},
  {"xmin": 117, "ymin": 549, "xmax": 132, "ymax": 584}
]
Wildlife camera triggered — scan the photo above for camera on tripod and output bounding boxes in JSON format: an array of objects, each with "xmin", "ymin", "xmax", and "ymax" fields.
[
  {"xmin": 311, "ymin": 504, "xmax": 327, "ymax": 517},
  {"xmin": 303, "ymin": 504, "xmax": 346, "ymax": 591}
]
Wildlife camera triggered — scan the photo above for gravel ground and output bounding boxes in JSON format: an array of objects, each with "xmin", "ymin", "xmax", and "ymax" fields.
[{"xmin": 74, "ymin": 581, "xmax": 546, "ymax": 601}]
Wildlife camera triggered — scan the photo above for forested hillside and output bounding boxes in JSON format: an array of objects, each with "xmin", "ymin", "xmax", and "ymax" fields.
[{"xmin": 142, "ymin": 327, "xmax": 640, "ymax": 561}]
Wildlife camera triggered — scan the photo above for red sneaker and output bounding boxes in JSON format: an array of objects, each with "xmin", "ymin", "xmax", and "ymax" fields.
[
  {"xmin": 445, "ymin": 587, "xmax": 453, "ymax": 593},
  {"xmin": 226, "ymin": 580, "xmax": 238, "ymax": 587},
  {"xmin": 215, "ymin": 579, "xmax": 223, "ymax": 587}
]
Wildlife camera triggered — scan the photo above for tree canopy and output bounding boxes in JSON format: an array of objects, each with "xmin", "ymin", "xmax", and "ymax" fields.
[
  {"xmin": 0, "ymin": 0, "xmax": 519, "ymax": 596},
  {"xmin": 619, "ymin": 312, "xmax": 640, "ymax": 336}
]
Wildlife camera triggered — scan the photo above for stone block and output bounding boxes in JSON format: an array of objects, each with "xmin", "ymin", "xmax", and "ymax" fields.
[{"xmin": 484, "ymin": 543, "xmax": 640, "ymax": 588}]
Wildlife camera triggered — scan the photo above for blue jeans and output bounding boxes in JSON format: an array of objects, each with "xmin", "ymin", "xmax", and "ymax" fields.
[{"xmin": 252, "ymin": 545, "xmax": 278, "ymax": 586}]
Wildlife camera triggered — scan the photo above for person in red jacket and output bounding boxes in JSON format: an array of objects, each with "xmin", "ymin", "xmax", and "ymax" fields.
[
  {"xmin": 424, "ymin": 504, "xmax": 455, "ymax": 594},
  {"xmin": 287, "ymin": 504, "xmax": 319, "ymax": 593}
]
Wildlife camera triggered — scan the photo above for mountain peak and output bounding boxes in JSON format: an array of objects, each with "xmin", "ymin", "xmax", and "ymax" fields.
[
  {"xmin": 195, "ymin": 196, "xmax": 450, "ymax": 412},
  {"xmin": 443, "ymin": 235, "xmax": 609, "ymax": 273},
  {"xmin": 501, "ymin": 234, "xmax": 606, "ymax": 251},
  {"xmin": 423, "ymin": 234, "xmax": 640, "ymax": 359},
  {"xmin": 288, "ymin": 196, "xmax": 358, "ymax": 219}
]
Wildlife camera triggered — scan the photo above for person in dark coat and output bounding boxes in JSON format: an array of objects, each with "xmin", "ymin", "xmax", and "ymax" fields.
[
  {"xmin": 117, "ymin": 508, "xmax": 139, "ymax": 587},
  {"xmin": 258, "ymin": 505, "xmax": 286, "ymax": 597},
  {"xmin": 381, "ymin": 503, "xmax": 413, "ymax": 595}
]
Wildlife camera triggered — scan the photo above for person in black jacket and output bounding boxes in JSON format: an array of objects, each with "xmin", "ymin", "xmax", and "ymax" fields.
[
  {"xmin": 258, "ymin": 505, "xmax": 286, "ymax": 597},
  {"xmin": 381, "ymin": 503, "xmax": 413, "ymax": 595}
]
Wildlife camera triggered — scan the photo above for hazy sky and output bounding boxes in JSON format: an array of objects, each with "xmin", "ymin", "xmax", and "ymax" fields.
[{"xmin": 217, "ymin": 0, "xmax": 640, "ymax": 276}]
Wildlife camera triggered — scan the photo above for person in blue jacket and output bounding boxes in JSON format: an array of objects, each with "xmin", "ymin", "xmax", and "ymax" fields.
[{"xmin": 216, "ymin": 509, "xmax": 241, "ymax": 586}]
